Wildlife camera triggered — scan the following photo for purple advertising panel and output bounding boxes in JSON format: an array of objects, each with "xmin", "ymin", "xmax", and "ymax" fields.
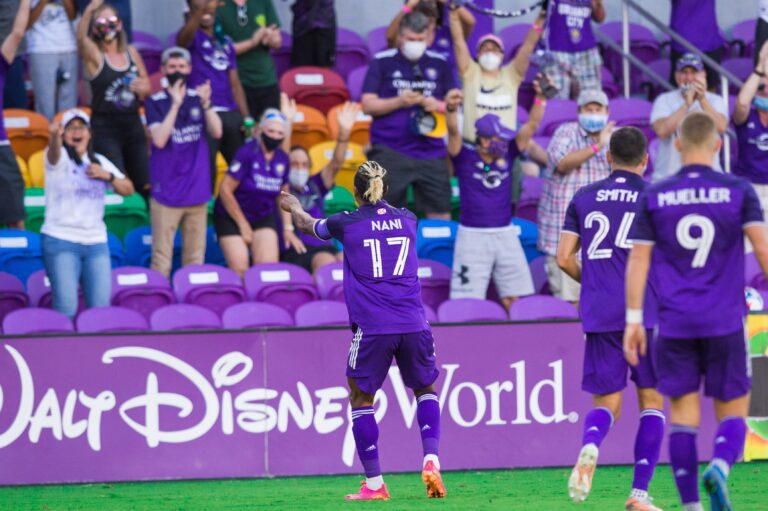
[{"xmin": 0, "ymin": 322, "xmax": 719, "ymax": 485}]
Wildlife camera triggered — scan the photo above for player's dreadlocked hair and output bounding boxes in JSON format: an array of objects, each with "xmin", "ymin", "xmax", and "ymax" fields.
[{"xmin": 355, "ymin": 161, "xmax": 387, "ymax": 204}]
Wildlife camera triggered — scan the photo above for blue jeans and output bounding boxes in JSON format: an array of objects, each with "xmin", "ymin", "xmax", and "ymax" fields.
[{"xmin": 42, "ymin": 234, "xmax": 111, "ymax": 318}]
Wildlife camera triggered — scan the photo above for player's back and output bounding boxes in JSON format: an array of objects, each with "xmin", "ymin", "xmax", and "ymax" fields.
[
  {"xmin": 325, "ymin": 201, "xmax": 427, "ymax": 335},
  {"xmin": 632, "ymin": 164, "xmax": 763, "ymax": 338}
]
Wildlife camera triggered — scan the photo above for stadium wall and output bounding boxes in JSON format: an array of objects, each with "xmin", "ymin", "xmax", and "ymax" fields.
[{"xmin": 4, "ymin": 319, "xmax": 766, "ymax": 486}]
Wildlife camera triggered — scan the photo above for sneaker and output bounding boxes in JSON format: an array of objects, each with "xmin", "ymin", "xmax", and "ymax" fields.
[
  {"xmin": 568, "ymin": 443, "xmax": 599, "ymax": 502},
  {"xmin": 421, "ymin": 460, "xmax": 446, "ymax": 498},
  {"xmin": 625, "ymin": 495, "xmax": 664, "ymax": 511},
  {"xmin": 344, "ymin": 481, "xmax": 390, "ymax": 501},
  {"xmin": 702, "ymin": 463, "xmax": 732, "ymax": 511}
]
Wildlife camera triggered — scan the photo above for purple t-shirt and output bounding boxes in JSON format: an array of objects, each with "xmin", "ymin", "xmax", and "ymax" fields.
[
  {"xmin": 363, "ymin": 48, "xmax": 455, "ymax": 159},
  {"xmin": 546, "ymin": 0, "xmax": 597, "ymax": 53},
  {"xmin": 670, "ymin": 0, "xmax": 724, "ymax": 53},
  {"xmin": 734, "ymin": 107, "xmax": 768, "ymax": 185},
  {"xmin": 451, "ymin": 142, "xmax": 519, "ymax": 228},
  {"xmin": 562, "ymin": 170, "xmax": 657, "ymax": 333},
  {"xmin": 214, "ymin": 140, "xmax": 290, "ymax": 223},
  {"xmin": 145, "ymin": 90, "xmax": 212, "ymax": 207},
  {"xmin": 314, "ymin": 201, "xmax": 428, "ymax": 334},
  {"xmin": 290, "ymin": 173, "xmax": 333, "ymax": 247},
  {"xmin": 630, "ymin": 165, "xmax": 764, "ymax": 338},
  {"xmin": 0, "ymin": 57, "xmax": 8, "ymax": 142},
  {"xmin": 188, "ymin": 29, "xmax": 238, "ymax": 111}
]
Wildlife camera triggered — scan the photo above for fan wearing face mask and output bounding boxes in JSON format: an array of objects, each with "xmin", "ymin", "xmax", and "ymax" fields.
[
  {"xmin": 446, "ymin": 81, "xmax": 546, "ymax": 310},
  {"xmin": 449, "ymin": 6, "xmax": 545, "ymax": 142},
  {"xmin": 538, "ymin": 89, "xmax": 614, "ymax": 305},
  {"xmin": 282, "ymin": 102, "xmax": 359, "ymax": 273}
]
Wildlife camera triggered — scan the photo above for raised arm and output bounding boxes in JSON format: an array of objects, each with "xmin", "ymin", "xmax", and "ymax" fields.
[
  {"xmin": 176, "ymin": 2, "xmax": 204, "ymax": 48},
  {"xmin": 77, "ymin": 0, "xmax": 105, "ymax": 76},
  {"xmin": 2, "ymin": 0, "xmax": 31, "ymax": 64},
  {"xmin": 455, "ymin": 5, "xmax": 475, "ymax": 39},
  {"xmin": 591, "ymin": 0, "xmax": 606, "ymax": 23},
  {"xmin": 385, "ymin": 0, "xmax": 419, "ymax": 47},
  {"xmin": 46, "ymin": 122, "xmax": 64, "ymax": 166},
  {"xmin": 623, "ymin": 242, "xmax": 653, "ymax": 366},
  {"xmin": 448, "ymin": 7, "xmax": 470, "ymax": 76},
  {"xmin": 320, "ymin": 102, "xmax": 359, "ymax": 189},
  {"xmin": 510, "ymin": 12, "xmax": 546, "ymax": 79},
  {"xmin": 515, "ymin": 80, "xmax": 546, "ymax": 151},
  {"xmin": 445, "ymin": 89, "xmax": 464, "ymax": 157}
]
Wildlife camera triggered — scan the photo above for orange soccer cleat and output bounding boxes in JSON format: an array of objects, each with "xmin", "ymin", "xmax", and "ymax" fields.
[{"xmin": 421, "ymin": 460, "xmax": 447, "ymax": 498}]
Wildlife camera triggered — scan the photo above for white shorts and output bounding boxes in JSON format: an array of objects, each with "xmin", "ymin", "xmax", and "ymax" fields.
[
  {"xmin": 450, "ymin": 225, "xmax": 534, "ymax": 299},
  {"xmin": 546, "ymin": 255, "xmax": 580, "ymax": 302}
]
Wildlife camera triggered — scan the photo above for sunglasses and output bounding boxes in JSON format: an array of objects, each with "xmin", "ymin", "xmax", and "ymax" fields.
[{"xmin": 95, "ymin": 16, "xmax": 119, "ymax": 28}]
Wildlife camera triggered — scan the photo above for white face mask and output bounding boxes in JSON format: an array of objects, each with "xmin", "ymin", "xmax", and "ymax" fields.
[
  {"xmin": 478, "ymin": 52, "xmax": 502, "ymax": 72},
  {"xmin": 289, "ymin": 168, "xmax": 309, "ymax": 188},
  {"xmin": 402, "ymin": 40, "xmax": 427, "ymax": 62}
]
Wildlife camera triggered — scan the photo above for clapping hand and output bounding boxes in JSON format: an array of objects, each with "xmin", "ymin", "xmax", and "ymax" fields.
[
  {"xmin": 195, "ymin": 80, "xmax": 212, "ymax": 109},
  {"xmin": 169, "ymin": 78, "xmax": 186, "ymax": 107},
  {"xmin": 400, "ymin": 89, "xmax": 424, "ymax": 107}
]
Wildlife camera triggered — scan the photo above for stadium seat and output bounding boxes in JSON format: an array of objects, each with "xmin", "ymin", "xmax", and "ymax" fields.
[
  {"xmin": 327, "ymin": 103, "xmax": 371, "ymax": 146},
  {"xmin": 601, "ymin": 66, "xmax": 620, "ymax": 99},
  {"xmin": 4, "ymin": 109, "xmax": 49, "ymax": 161},
  {"xmin": 528, "ymin": 256, "xmax": 550, "ymax": 295},
  {"xmin": 721, "ymin": 58, "xmax": 754, "ymax": 95},
  {"xmin": 108, "ymin": 232, "xmax": 126, "ymax": 268},
  {"xmin": 124, "ymin": 225, "xmax": 184, "ymax": 272},
  {"xmin": 290, "ymin": 104, "xmax": 332, "ymax": 150},
  {"xmin": 323, "ymin": 185, "xmax": 357, "ymax": 216},
  {"xmin": 23, "ymin": 188, "xmax": 45, "ymax": 233},
  {"xmin": 0, "ymin": 229, "xmax": 44, "ymax": 284},
  {"xmin": 244, "ymin": 262, "xmax": 319, "ymax": 314},
  {"xmin": 16, "ymin": 154, "xmax": 30, "ymax": 187},
  {"xmin": 334, "ymin": 28, "xmax": 371, "ymax": 80},
  {"xmin": 133, "ymin": 30, "xmax": 163, "ymax": 75},
  {"xmin": 346, "ymin": 65, "xmax": 368, "ymax": 102},
  {"xmin": 536, "ymin": 99, "xmax": 578, "ymax": 136},
  {"xmin": 150, "ymin": 303, "xmax": 221, "ymax": 331},
  {"xmin": 610, "ymin": 98, "xmax": 655, "ymax": 141},
  {"xmin": 599, "ymin": 21, "xmax": 662, "ymax": 93},
  {"xmin": 104, "ymin": 192, "xmax": 150, "ymax": 241},
  {"xmin": 173, "ymin": 264, "xmax": 246, "ymax": 317},
  {"xmin": 2, "ymin": 307, "xmax": 74, "ymax": 335},
  {"xmin": 424, "ymin": 303, "xmax": 438, "ymax": 323},
  {"xmin": 731, "ymin": 19, "xmax": 757, "ymax": 58},
  {"xmin": 498, "ymin": 23, "xmax": 531, "ymax": 62},
  {"xmin": 294, "ymin": 300, "xmax": 349, "ymax": 327},
  {"xmin": 222, "ymin": 302, "xmax": 294, "ymax": 329},
  {"xmin": 516, "ymin": 176, "xmax": 543, "ymax": 223},
  {"xmin": 76, "ymin": 306, "xmax": 149, "ymax": 333},
  {"xmin": 417, "ymin": 259, "xmax": 451, "ymax": 311},
  {"xmin": 280, "ymin": 66, "xmax": 350, "ymax": 115},
  {"xmin": 366, "ymin": 26, "xmax": 388, "ymax": 56},
  {"xmin": 270, "ymin": 30, "xmax": 293, "ymax": 79},
  {"xmin": 511, "ymin": 217, "xmax": 545, "ymax": 262},
  {"xmin": 26, "ymin": 150, "xmax": 45, "ymax": 188},
  {"xmin": 437, "ymin": 298, "xmax": 508, "ymax": 323},
  {"xmin": 26, "ymin": 269, "xmax": 84, "ymax": 311},
  {"xmin": 507, "ymin": 295, "xmax": 578, "ymax": 321},
  {"xmin": 640, "ymin": 59, "xmax": 671, "ymax": 101},
  {"xmin": 0, "ymin": 271, "xmax": 28, "ymax": 325},
  {"xmin": 328, "ymin": 143, "xmax": 366, "ymax": 193},
  {"xmin": 111, "ymin": 266, "xmax": 175, "ymax": 319},
  {"xmin": 416, "ymin": 219, "xmax": 458, "ymax": 269},
  {"xmin": 148, "ymin": 70, "xmax": 164, "ymax": 95},
  {"xmin": 314, "ymin": 261, "xmax": 344, "ymax": 301}
]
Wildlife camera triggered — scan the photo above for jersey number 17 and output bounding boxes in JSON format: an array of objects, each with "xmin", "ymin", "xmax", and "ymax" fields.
[{"xmin": 364, "ymin": 237, "xmax": 410, "ymax": 278}]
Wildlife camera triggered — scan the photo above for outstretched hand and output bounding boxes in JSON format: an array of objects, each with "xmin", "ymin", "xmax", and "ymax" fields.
[{"xmin": 279, "ymin": 190, "xmax": 301, "ymax": 213}]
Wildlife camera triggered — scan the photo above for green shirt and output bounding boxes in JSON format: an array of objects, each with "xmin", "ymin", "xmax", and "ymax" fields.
[{"xmin": 217, "ymin": 0, "xmax": 280, "ymax": 88}]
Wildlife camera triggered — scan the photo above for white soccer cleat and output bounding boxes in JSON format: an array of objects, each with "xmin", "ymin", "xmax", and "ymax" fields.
[{"xmin": 568, "ymin": 443, "xmax": 599, "ymax": 502}]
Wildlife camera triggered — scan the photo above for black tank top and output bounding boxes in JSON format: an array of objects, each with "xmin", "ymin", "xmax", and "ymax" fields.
[{"xmin": 89, "ymin": 51, "xmax": 140, "ymax": 116}]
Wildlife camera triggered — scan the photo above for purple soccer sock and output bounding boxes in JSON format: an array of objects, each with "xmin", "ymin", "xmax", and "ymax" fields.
[
  {"xmin": 417, "ymin": 393, "xmax": 440, "ymax": 457},
  {"xmin": 712, "ymin": 416, "xmax": 747, "ymax": 471},
  {"xmin": 632, "ymin": 409, "xmax": 665, "ymax": 492},
  {"xmin": 582, "ymin": 407, "xmax": 614, "ymax": 448},
  {"xmin": 351, "ymin": 406, "xmax": 381, "ymax": 478},
  {"xmin": 670, "ymin": 424, "xmax": 700, "ymax": 505}
]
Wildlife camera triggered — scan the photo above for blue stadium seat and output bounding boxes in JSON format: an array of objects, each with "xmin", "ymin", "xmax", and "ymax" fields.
[
  {"xmin": 204, "ymin": 226, "xmax": 226, "ymax": 266},
  {"xmin": 108, "ymin": 232, "xmax": 125, "ymax": 268},
  {"xmin": 0, "ymin": 229, "xmax": 44, "ymax": 284},
  {"xmin": 124, "ymin": 225, "xmax": 181, "ymax": 271},
  {"xmin": 416, "ymin": 219, "xmax": 458, "ymax": 269},
  {"xmin": 511, "ymin": 218, "xmax": 545, "ymax": 262}
]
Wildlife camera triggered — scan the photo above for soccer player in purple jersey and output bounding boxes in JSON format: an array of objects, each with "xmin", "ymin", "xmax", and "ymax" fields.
[
  {"xmin": 558, "ymin": 127, "xmax": 665, "ymax": 511},
  {"xmin": 280, "ymin": 161, "xmax": 444, "ymax": 501},
  {"xmin": 625, "ymin": 112, "xmax": 768, "ymax": 511}
]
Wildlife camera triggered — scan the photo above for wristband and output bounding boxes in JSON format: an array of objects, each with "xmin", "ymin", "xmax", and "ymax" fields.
[
  {"xmin": 437, "ymin": 101, "xmax": 447, "ymax": 114},
  {"xmin": 534, "ymin": 97, "xmax": 546, "ymax": 107},
  {"xmin": 108, "ymin": 173, "xmax": 116, "ymax": 183},
  {"xmin": 591, "ymin": 143, "xmax": 600, "ymax": 154},
  {"xmin": 626, "ymin": 308, "xmax": 643, "ymax": 325},
  {"xmin": 402, "ymin": 5, "xmax": 412, "ymax": 13},
  {"xmin": 532, "ymin": 23, "xmax": 543, "ymax": 33}
]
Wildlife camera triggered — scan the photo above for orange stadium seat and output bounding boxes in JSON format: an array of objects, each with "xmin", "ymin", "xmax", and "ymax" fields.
[
  {"xmin": 326, "ymin": 103, "xmax": 371, "ymax": 146},
  {"xmin": 4, "ymin": 109, "xmax": 49, "ymax": 161},
  {"xmin": 290, "ymin": 105, "xmax": 331, "ymax": 150},
  {"xmin": 280, "ymin": 66, "xmax": 350, "ymax": 116}
]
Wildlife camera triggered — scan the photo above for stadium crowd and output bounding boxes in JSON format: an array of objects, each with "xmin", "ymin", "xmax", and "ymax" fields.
[{"xmin": 0, "ymin": 0, "xmax": 766, "ymax": 321}]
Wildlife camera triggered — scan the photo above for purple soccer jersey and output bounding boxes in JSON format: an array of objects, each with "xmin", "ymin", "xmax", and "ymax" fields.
[
  {"xmin": 145, "ymin": 90, "xmax": 212, "ymax": 207},
  {"xmin": 290, "ymin": 173, "xmax": 333, "ymax": 247},
  {"xmin": 214, "ymin": 140, "xmax": 290, "ymax": 223},
  {"xmin": 734, "ymin": 107, "xmax": 768, "ymax": 184},
  {"xmin": 362, "ymin": 49, "xmax": 456, "ymax": 159},
  {"xmin": 630, "ymin": 165, "xmax": 764, "ymax": 338},
  {"xmin": 563, "ymin": 170, "xmax": 657, "ymax": 332},
  {"xmin": 314, "ymin": 201, "xmax": 428, "ymax": 334},
  {"xmin": 0, "ymin": 57, "xmax": 8, "ymax": 142},
  {"xmin": 546, "ymin": 0, "xmax": 598, "ymax": 53},
  {"xmin": 188, "ymin": 29, "xmax": 238, "ymax": 111},
  {"xmin": 670, "ymin": 0, "xmax": 724, "ymax": 53}
]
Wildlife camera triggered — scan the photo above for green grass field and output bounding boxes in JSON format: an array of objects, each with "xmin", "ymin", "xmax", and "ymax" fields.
[{"xmin": 1, "ymin": 463, "xmax": 765, "ymax": 511}]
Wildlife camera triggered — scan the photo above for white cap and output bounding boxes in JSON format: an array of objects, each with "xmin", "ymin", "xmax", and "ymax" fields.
[{"xmin": 61, "ymin": 108, "xmax": 91, "ymax": 128}]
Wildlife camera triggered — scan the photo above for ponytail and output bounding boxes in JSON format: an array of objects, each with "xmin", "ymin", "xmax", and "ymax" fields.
[{"xmin": 356, "ymin": 161, "xmax": 387, "ymax": 204}]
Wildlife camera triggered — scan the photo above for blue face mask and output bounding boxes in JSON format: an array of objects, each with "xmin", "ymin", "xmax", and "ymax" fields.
[
  {"xmin": 755, "ymin": 96, "xmax": 768, "ymax": 111},
  {"xmin": 578, "ymin": 113, "xmax": 609, "ymax": 133}
]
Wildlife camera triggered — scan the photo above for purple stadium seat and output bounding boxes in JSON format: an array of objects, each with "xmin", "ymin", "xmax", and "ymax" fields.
[
  {"xmin": 112, "ymin": 266, "xmax": 175, "ymax": 319},
  {"xmin": 314, "ymin": 261, "xmax": 344, "ymax": 301},
  {"xmin": 437, "ymin": 298, "xmax": 508, "ymax": 323},
  {"xmin": 424, "ymin": 303, "xmax": 437, "ymax": 323},
  {"xmin": 346, "ymin": 65, "xmax": 368, "ymax": 102},
  {"xmin": 516, "ymin": 176, "xmax": 543, "ymax": 223},
  {"xmin": 529, "ymin": 256, "xmax": 549, "ymax": 295},
  {"xmin": 507, "ymin": 295, "xmax": 578, "ymax": 321},
  {"xmin": 641, "ymin": 59, "xmax": 671, "ymax": 101},
  {"xmin": 418, "ymin": 259, "xmax": 451, "ymax": 311},
  {"xmin": 599, "ymin": 21, "xmax": 661, "ymax": 93},
  {"xmin": 731, "ymin": 19, "xmax": 757, "ymax": 58},
  {"xmin": 601, "ymin": 65, "xmax": 620, "ymax": 98},
  {"xmin": 26, "ymin": 269, "xmax": 84, "ymax": 311},
  {"xmin": 244, "ymin": 263, "xmax": 319, "ymax": 314},
  {"xmin": 173, "ymin": 264, "xmax": 246, "ymax": 317},
  {"xmin": 722, "ymin": 58, "xmax": 754, "ymax": 95},
  {"xmin": 270, "ymin": 30, "xmax": 293, "ymax": 79},
  {"xmin": 0, "ymin": 271, "xmax": 28, "ymax": 324},
  {"xmin": 76, "ymin": 306, "xmax": 149, "ymax": 333},
  {"xmin": 537, "ymin": 99, "xmax": 578, "ymax": 136},
  {"xmin": 498, "ymin": 23, "xmax": 531, "ymax": 62},
  {"xmin": 150, "ymin": 304, "xmax": 221, "ymax": 332},
  {"xmin": 366, "ymin": 26, "xmax": 388, "ymax": 55},
  {"xmin": 294, "ymin": 300, "xmax": 349, "ymax": 327},
  {"xmin": 132, "ymin": 30, "xmax": 163, "ymax": 75},
  {"xmin": 334, "ymin": 28, "xmax": 371, "ymax": 80},
  {"xmin": 746, "ymin": 252, "xmax": 763, "ymax": 285},
  {"xmin": 610, "ymin": 97, "xmax": 655, "ymax": 141},
  {"xmin": 222, "ymin": 302, "xmax": 294, "ymax": 329},
  {"xmin": 2, "ymin": 307, "xmax": 74, "ymax": 335}
]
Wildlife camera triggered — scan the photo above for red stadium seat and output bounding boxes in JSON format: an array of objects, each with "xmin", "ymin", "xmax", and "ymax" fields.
[{"xmin": 280, "ymin": 66, "xmax": 350, "ymax": 115}]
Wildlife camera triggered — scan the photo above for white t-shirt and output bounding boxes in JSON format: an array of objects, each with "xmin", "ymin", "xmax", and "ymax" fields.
[
  {"xmin": 649, "ymin": 89, "xmax": 728, "ymax": 182},
  {"xmin": 25, "ymin": 0, "xmax": 77, "ymax": 54},
  {"xmin": 41, "ymin": 149, "xmax": 124, "ymax": 244}
]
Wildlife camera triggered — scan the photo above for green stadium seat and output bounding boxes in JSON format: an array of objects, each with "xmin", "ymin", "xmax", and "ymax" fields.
[
  {"xmin": 23, "ymin": 188, "xmax": 46, "ymax": 233},
  {"xmin": 323, "ymin": 186, "xmax": 357, "ymax": 216},
  {"xmin": 104, "ymin": 192, "xmax": 150, "ymax": 241}
]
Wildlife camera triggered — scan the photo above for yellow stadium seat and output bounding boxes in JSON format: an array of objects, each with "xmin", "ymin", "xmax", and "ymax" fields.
[
  {"xmin": 4, "ymin": 109, "xmax": 50, "ymax": 161},
  {"xmin": 214, "ymin": 152, "xmax": 228, "ymax": 197},
  {"xmin": 308, "ymin": 141, "xmax": 365, "ymax": 193},
  {"xmin": 15, "ymin": 155, "xmax": 30, "ymax": 187},
  {"xmin": 27, "ymin": 150, "xmax": 45, "ymax": 188},
  {"xmin": 326, "ymin": 103, "xmax": 371, "ymax": 147}
]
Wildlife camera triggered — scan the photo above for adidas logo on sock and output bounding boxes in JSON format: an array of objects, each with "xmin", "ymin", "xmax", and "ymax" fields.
[
  {"xmin": 675, "ymin": 468, "xmax": 688, "ymax": 477},
  {"xmin": 421, "ymin": 425, "xmax": 431, "ymax": 432},
  {"xmin": 636, "ymin": 459, "xmax": 649, "ymax": 466},
  {"xmin": 365, "ymin": 445, "xmax": 377, "ymax": 452},
  {"xmin": 715, "ymin": 436, "xmax": 726, "ymax": 444}
]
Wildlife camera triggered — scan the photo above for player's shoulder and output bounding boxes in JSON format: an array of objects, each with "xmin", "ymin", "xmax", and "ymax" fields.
[{"xmin": 373, "ymin": 48, "xmax": 398, "ymax": 60}]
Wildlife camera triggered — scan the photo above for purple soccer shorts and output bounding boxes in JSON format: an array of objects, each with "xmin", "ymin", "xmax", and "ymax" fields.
[{"xmin": 582, "ymin": 330, "xmax": 657, "ymax": 395}]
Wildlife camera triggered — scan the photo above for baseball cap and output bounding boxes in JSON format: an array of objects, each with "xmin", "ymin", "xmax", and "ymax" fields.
[
  {"xmin": 161, "ymin": 46, "xmax": 191, "ymax": 65},
  {"xmin": 676, "ymin": 52, "xmax": 704, "ymax": 72},
  {"xmin": 475, "ymin": 113, "xmax": 516, "ymax": 141},
  {"xmin": 577, "ymin": 89, "xmax": 609, "ymax": 108},
  {"xmin": 476, "ymin": 33, "xmax": 505, "ymax": 53},
  {"xmin": 61, "ymin": 108, "xmax": 91, "ymax": 128}
]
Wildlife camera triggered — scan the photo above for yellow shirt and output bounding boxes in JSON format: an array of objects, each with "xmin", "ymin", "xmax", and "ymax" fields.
[{"xmin": 461, "ymin": 60, "xmax": 523, "ymax": 140}]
